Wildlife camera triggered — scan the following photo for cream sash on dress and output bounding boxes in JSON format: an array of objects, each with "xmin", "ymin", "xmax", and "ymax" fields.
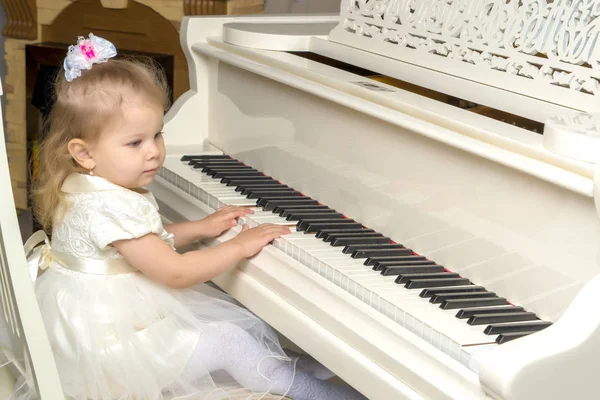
[
  {"xmin": 23, "ymin": 230, "xmax": 138, "ymax": 282},
  {"xmin": 23, "ymin": 173, "xmax": 148, "ymax": 281}
]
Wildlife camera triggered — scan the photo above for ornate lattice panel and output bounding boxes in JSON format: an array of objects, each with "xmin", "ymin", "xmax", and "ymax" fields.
[{"xmin": 329, "ymin": 0, "xmax": 600, "ymax": 112}]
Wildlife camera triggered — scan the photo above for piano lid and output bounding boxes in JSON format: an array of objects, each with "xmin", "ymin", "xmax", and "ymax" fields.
[
  {"xmin": 222, "ymin": 0, "xmax": 600, "ymax": 125},
  {"xmin": 329, "ymin": 0, "xmax": 600, "ymax": 116}
]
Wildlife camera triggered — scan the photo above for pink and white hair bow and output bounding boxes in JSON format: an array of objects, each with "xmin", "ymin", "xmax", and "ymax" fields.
[{"xmin": 63, "ymin": 33, "xmax": 117, "ymax": 82}]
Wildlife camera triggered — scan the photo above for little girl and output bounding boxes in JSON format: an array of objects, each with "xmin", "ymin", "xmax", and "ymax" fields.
[{"xmin": 9, "ymin": 34, "xmax": 365, "ymax": 400}]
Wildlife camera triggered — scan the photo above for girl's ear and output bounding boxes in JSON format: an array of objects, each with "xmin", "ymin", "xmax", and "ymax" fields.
[{"xmin": 68, "ymin": 139, "xmax": 95, "ymax": 170}]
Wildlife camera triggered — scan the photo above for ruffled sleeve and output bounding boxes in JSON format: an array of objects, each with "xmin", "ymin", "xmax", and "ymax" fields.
[{"xmin": 88, "ymin": 190, "xmax": 164, "ymax": 250}]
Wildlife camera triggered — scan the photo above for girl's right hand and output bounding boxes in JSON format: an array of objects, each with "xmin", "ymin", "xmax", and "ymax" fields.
[{"xmin": 231, "ymin": 223, "xmax": 291, "ymax": 258}]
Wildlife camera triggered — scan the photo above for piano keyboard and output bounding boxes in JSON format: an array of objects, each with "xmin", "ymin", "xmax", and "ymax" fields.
[{"xmin": 158, "ymin": 153, "xmax": 552, "ymax": 368}]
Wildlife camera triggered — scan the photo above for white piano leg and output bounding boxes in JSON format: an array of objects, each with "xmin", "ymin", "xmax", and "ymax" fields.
[{"xmin": 476, "ymin": 273, "xmax": 600, "ymax": 400}]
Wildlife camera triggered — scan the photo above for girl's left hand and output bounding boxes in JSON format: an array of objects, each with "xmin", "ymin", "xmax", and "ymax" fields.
[{"xmin": 199, "ymin": 206, "xmax": 254, "ymax": 238}]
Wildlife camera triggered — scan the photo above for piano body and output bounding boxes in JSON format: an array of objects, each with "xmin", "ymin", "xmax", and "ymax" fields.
[{"xmin": 150, "ymin": 1, "xmax": 600, "ymax": 399}]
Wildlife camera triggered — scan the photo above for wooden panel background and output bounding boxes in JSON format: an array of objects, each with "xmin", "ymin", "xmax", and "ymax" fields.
[
  {"xmin": 41, "ymin": 0, "xmax": 188, "ymax": 100},
  {"xmin": 2, "ymin": 0, "xmax": 37, "ymax": 40}
]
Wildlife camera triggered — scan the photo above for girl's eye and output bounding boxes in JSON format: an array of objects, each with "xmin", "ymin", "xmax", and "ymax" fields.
[
  {"xmin": 128, "ymin": 140, "xmax": 141, "ymax": 147},
  {"xmin": 155, "ymin": 132, "xmax": 163, "ymax": 139}
]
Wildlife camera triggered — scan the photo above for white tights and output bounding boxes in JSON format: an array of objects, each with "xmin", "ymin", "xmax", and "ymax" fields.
[{"xmin": 181, "ymin": 323, "xmax": 365, "ymax": 400}]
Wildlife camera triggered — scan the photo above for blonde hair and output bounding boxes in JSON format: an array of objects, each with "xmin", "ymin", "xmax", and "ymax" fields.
[{"xmin": 32, "ymin": 57, "xmax": 170, "ymax": 232}]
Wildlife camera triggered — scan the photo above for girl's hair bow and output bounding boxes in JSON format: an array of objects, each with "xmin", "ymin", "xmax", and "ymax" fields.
[{"xmin": 63, "ymin": 33, "xmax": 117, "ymax": 82}]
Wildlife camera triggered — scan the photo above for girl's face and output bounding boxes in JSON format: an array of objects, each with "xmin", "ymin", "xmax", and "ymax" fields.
[{"xmin": 88, "ymin": 98, "xmax": 165, "ymax": 189}]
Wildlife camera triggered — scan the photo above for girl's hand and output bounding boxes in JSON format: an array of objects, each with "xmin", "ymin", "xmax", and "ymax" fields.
[
  {"xmin": 199, "ymin": 206, "xmax": 254, "ymax": 238},
  {"xmin": 231, "ymin": 224, "xmax": 291, "ymax": 258}
]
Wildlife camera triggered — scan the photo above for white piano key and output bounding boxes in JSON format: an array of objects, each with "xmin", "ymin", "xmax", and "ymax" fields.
[
  {"xmin": 203, "ymin": 187, "xmax": 240, "ymax": 195},
  {"xmin": 248, "ymin": 215, "xmax": 297, "ymax": 225},
  {"xmin": 283, "ymin": 232, "xmax": 315, "ymax": 240}
]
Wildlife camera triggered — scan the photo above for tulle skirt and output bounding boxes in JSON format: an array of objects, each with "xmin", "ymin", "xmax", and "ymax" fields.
[{"xmin": 8, "ymin": 263, "xmax": 295, "ymax": 400}]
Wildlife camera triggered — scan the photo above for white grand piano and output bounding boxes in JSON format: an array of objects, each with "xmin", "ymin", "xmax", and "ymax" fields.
[{"xmin": 150, "ymin": 1, "xmax": 600, "ymax": 399}]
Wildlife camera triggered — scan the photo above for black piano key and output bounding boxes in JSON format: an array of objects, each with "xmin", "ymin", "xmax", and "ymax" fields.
[
  {"xmin": 343, "ymin": 244, "xmax": 407, "ymax": 255},
  {"xmin": 204, "ymin": 166, "xmax": 255, "ymax": 172},
  {"xmin": 376, "ymin": 260, "xmax": 437, "ymax": 271},
  {"xmin": 296, "ymin": 218, "xmax": 355, "ymax": 231},
  {"xmin": 331, "ymin": 237, "xmax": 391, "ymax": 247},
  {"xmin": 315, "ymin": 229, "xmax": 375, "ymax": 239},
  {"xmin": 440, "ymin": 297, "xmax": 507, "ymax": 310},
  {"xmin": 304, "ymin": 223, "xmax": 364, "ymax": 234},
  {"xmin": 297, "ymin": 216, "xmax": 350, "ymax": 223},
  {"xmin": 496, "ymin": 331, "xmax": 537, "ymax": 344},
  {"xmin": 258, "ymin": 197, "xmax": 315, "ymax": 208},
  {"xmin": 236, "ymin": 183, "xmax": 289, "ymax": 190},
  {"xmin": 242, "ymin": 186, "xmax": 296, "ymax": 193},
  {"xmin": 373, "ymin": 258, "xmax": 432, "ymax": 270},
  {"xmin": 263, "ymin": 199, "xmax": 320, "ymax": 211},
  {"xmin": 297, "ymin": 213, "xmax": 346, "ymax": 225},
  {"xmin": 190, "ymin": 157, "xmax": 239, "ymax": 162},
  {"xmin": 429, "ymin": 291, "xmax": 497, "ymax": 304},
  {"xmin": 247, "ymin": 190, "xmax": 300, "ymax": 199},
  {"xmin": 193, "ymin": 161, "xmax": 243, "ymax": 168},
  {"xmin": 395, "ymin": 272, "xmax": 459, "ymax": 284},
  {"xmin": 181, "ymin": 154, "xmax": 231, "ymax": 161},
  {"xmin": 191, "ymin": 160, "xmax": 235, "ymax": 166},
  {"xmin": 455, "ymin": 305, "xmax": 525, "ymax": 319},
  {"xmin": 222, "ymin": 176, "xmax": 273, "ymax": 184},
  {"xmin": 351, "ymin": 248, "xmax": 412, "ymax": 258},
  {"xmin": 288, "ymin": 212, "xmax": 343, "ymax": 222},
  {"xmin": 364, "ymin": 255, "xmax": 426, "ymax": 267},
  {"xmin": 209, "ymin": 169, "xmax": 259, "ymax": 177},
  {"xmin": 276, "ymin": 205, "xmax": 333, "ymax": 215},
  {"xmin": 226, "ymin": 179, "xmax": 279, "ymax": 187},
  {"xmin": 188, "ymin": 160, "xmax": 245, "ymax": 167},
  {"xmin": 206, "ymin": 167, "xmax": 257, "ymax": 174},
  {"xmin": 257, "ymin": 194, "xmax": 308, "ymax": 202},
  {"xmin": 202, "ymin": 164, "xmax": 250, "ymax": 169},
  {"xmin": 283, "ymin": 208, "xmax": 338, "ymax": 215},
  {"xmin": 484, "ymin": 321, "xmax": 552, "ymax": 335},
  {"xmin": 379, "ymin": 264, "xmax": 446, "ymax": 276},
  {"xmin": 468, "ymin": 312, "xmax": 538, "ymax": 326},
  {"xmin": 202, "ymin": 165, "xmax": 250, "ymax": 172},
  {"xmin": 213, "ymin": 171, "xmax": 265, "ymax": 179},
  {"xmin": 292, "ymin": 208, "xmax": 346, "ymax": 217},
  {"xmin": 200, "ymin": 163, "xmax": 248, "ymax": 169},
  {"xmin": 182, "ymin": 154, "xmax": 233, "ymax": 160},
  {"xmin": 406, "ymin": 278, "xmax": 471, "ymax": 289},
  {"xmin": 420, "ymin": 285, "xmax": 486, "ymax": 298},
  {"xmin": 323, "ymin": 232, "xmax": 383, "ymax": 242},
  {"xmin": 238, "ymin": 185, "xmax": 289, "ymax": 193}
]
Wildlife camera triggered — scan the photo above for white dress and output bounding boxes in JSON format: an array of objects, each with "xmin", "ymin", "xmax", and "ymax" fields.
[{"xmin": 8, "ymin": 174, "xmax": 365, "ymax": 400}]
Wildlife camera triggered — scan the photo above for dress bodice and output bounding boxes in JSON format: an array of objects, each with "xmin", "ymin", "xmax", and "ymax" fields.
[{"xmin": 50, "ymin": 174, "xmax": 174, "ymax": 260}]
